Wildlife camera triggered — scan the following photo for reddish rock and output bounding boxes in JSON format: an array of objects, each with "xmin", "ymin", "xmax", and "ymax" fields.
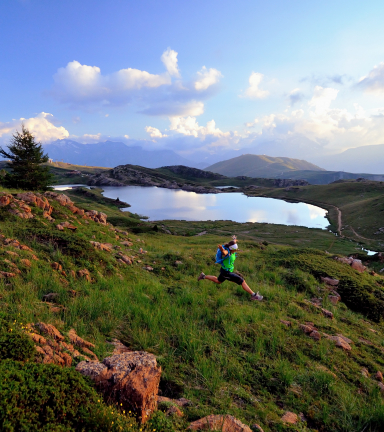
[
  {"xmin": 336, "ymin": 334, "xmax": 353, "ymax": 344},
  {"xmin": 51, "ymin": 262, "xmax": 63, "ymax": 271},
  {"xmin": 77, "ymin": 269, "xmax": 91, "ymax": 282},
  {"xmin": 121, "ymin": 241, "xmax": 133, "ymax": 247},
  {"xmin": 332, "ymin": 336, "xmax": 352, "ymax": 351},
  {"xmin": 56, "ymin": 224, "xmax": 64, "ymax": 231},
  {"xmin": 328, "ymin": 295, "xmax": 339, "ymax": 305},
  {"xmin": 30, "ymin": 254, "xmax": 39, "ymax": 261},
  {"xmin": 376, "ymin": 371, "xmax": 383, "ymax": 382},
  {"xmin": 76, "ymin": 351, "xmax": 161, "ymax": 423},
  {"xmin": 44, "ymin": 192, "xmax": 74, "ymax": 207},
  {"xmin": 165, "ymin": 405, "xmax": 183, "ymax": 417},
  {"xmin": 281, "ymin": 412, "xmax": 298, "ymax": 424},
  {"xmin": 81, "ymin": 347, "xmax": 98, "ymax": 361},
  {"xmin": 43, "ymin": 211, "xmax": 54, "ymax": 221},
  {"xmin": 5, "ymin": 251, "xmax": 18, "ymax": 257},
  {"xmin": 90, "ymin": 241, "xmax": 112, "ymax": 252},
  {"xmin": 36, "ymin": 322, "xmax": 64, "ymax": 341},
  {"xmin": 58, "ymin": 351, "xmax": 73, "ymax": 366},
  {"xmin": 280, "ymin": 319, "xmax": 292, "ymax": 327},
  {"xmin": 300, "ymin": 324, "xmax": 316, "ymax": 334},
  {"xmin": 35, "ymin": 346, "xmax": 46, "ymax": 356},
  {"xmin": 21, "ymin": 259, "xmax": 32, "ymax": 267},
  {"xmin": 378, "ymin": 382, "xmax": 384, "ymax": 393},
  {"xmin": 321, "ymin": 277, "xmax": 339, "ymax": 286},
  {"xmin": 0, "ymin": 271, "xmax": 16, "ymax": 278},
  {"xmin": 158, "ymin": 396, "xmax": 193, "ymax": 407},
  {"xmin": 117, "ymin": 252, "xmax": 132, "ymax": 265},
  {"xmin": 351, "ymin": 259, "xmax": 366, "ymax": 272},
  {"xmin": 322, "ymin": 308, "xmax": 334, "ymax": 319},
  {"xmin": 68, "ymin": 328, "xmax": 95, "ymax": 349},
  {"xmin": 188, "ymin": 415, "xmax": 252, "ymax": 431},
  {"xmin": 361, "ymin": 368, "xmax": 369, "ymax": 378},
  {"xmin": 309, "ymin": 330, "xmax": 321, "ymax": 341},
  {"xmin": 0, "ymin": 194, "xmax": 12, "ymax": 207},
  {"xmin": 19, "ymin": 244, "xmax": 33, "ymax": 252},
  {"xmin": 28, "ymin": 332, "xmax": 47, "ymax": 345}
]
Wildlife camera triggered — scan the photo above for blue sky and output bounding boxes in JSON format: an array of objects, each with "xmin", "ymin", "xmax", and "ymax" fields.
[{"xmin": 1, "ymin": 0, "xmax": 384, "ymax": 162}]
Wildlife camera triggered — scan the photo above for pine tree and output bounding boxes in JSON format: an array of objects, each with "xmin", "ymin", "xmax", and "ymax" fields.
[{"xmin": 0, "ymin": 125, "xmax": 54, "ymax": 190}]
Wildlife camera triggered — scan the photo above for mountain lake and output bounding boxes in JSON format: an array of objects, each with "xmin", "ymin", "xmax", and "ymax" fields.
[{"xmin": 76, "ymin": 185, "xmax": 330, "ymax": 228}]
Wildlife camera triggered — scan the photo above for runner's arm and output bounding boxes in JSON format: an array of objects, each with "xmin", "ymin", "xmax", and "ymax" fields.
[{"xmin": 218, "ymin": 244, "xmax": 229, "ymax": 256}]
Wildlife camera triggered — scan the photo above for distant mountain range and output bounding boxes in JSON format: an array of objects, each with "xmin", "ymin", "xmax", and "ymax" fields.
[
  {"xmin": 205, "ymin": 154, "xmax": 325, "ymax": 177},
  {"xmin": 41, "ymin": 140, "xmax": 197, "ymax": 169},
  {"xmin": 312, "ymin": 144, "xmax": 384, "ymax": 174}
]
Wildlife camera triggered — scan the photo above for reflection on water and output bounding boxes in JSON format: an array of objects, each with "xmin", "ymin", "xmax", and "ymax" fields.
[{"xmin": 100, "ymin": 186, "xmax": 329, "ymax": 228}]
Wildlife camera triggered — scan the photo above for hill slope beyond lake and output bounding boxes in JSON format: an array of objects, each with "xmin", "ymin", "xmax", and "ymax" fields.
[{"xmin": 205, "ymin": 154, "xmax": 325, "ymax": 177}]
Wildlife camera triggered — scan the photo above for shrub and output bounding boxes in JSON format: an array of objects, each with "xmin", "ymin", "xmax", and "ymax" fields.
[
  {"xmin": 0, "ymin": 328, "xmax": 35, "ymax": 361},
  {"xmin": 0, "ymin": 360, "xmax": 138, "ymax": 431}
]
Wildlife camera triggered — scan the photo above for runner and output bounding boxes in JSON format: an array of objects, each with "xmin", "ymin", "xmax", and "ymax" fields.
[{"xmin": 197, "ymin": 237, "xmax": 263, "ymax": 301}]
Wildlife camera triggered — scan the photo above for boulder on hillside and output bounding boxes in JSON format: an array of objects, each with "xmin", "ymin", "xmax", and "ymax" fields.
[
  {"xmin": 188, "ymin": 414, "xmax": 252, "ymax": 431},
  {"xmin": 351, "ymin": 259, "xmax": 366, "ymax": 272},
  {"xmin": 76, "ymin": 351, "xmax": 161, "ymax": 423}
]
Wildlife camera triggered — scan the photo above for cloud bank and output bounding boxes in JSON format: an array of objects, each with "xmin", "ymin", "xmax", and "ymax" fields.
[{"xmin": 50, "ymin": 48, "xmax": 223, "ymax": 117}]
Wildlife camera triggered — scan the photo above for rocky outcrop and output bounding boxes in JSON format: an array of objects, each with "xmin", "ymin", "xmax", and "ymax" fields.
[
  {"xmin": 87, "ymin": 165, "xmax": 222, "ymax": 194},
  {"xmin": 188, "ymin": 414, "xmax": 252, "ymax": 431},
  {"xmin": 273, "ymin": 179, "xmax": 309, "ymax": 187},
  {"xmin": 76, "ymin": 351, "xmax": 161, "ymax": 423},
  {"xmin": 24, "ymin": 322, "xmax": 97, "ymax": 365},
  {"xmin": 162, "ymin": 165, "xmax": 226, "ymax": 180},
  {"xmin": 334, "ymin": 256, "xmax": 367, "ymax": 272}
]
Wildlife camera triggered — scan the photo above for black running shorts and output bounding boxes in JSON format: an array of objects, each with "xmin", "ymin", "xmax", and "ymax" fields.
[{"xmin": 217, "ymin": 268, "xmax": 244, "ymax": 285}]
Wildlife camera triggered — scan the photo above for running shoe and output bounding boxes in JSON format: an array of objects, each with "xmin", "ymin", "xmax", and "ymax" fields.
[
  {"xmin": 251, "ymin": 291, "xmax": 263, "ymax": 301},
  {"xmin": 197, "ymin": 272, "xmax": 206, "ymax": 281}
]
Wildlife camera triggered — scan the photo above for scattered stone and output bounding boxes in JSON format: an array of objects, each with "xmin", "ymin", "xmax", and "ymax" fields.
[
  {"xmin": 378, "ymin": 382, "xmax": 384, "ymax": 393},
  {"xmin": 361, "ymin": 368, "xmax": 370, "ymax": 378},
  {"xmin": 175, "ymin": 260, "xmax": 183, "ymax": 265},
  {"xmin": 251, "ymin": 425, "xmax": 264, "ymax": 432},
  {"xmin": 121, "ymin": 241, "xmax": 133, "ymax": 247},
  {"xmin": 309, "ymin": 330, "xmax": 321, "ymax": 341},
  {"xmin": 336, "ymin": 334, "xmax": 353, "ymax": 344},
  {"xmin": 332, "ymin": 336, "xmax": 352, "ymax": 351},
  {"xmin": 300, "ymin": 324, "xmax": 316, "ymax": 334},
  {"xmin": 281, "ymin": 412, "xmax": 298, "ymax": 425},
  {"xmin": 90, "ymin": 241, "xmax": 112, "ymax": 252},
  {"xmin": 0, "ymin": 271, "xmax": 16, "ymax": 278},
  {"xmin": 20, "ymin": 259, "xmax": 31, "ymax": 267},
  {"xmin": 359, "ymin": 337, "xmax": 373, "ymax": 345},
  {"xmin": 117, "ymin": 253, "xmax": 132, "ymax": 265},
  {"xmin": 351, "ymin": 259, "xmax": 366, "ymax": 272},
  {"xmin": 321, "ymin": 276, "xmax": 339, "ymax": 286},
  {"xmin": 376, "ymin": 371, "xmax": 383, "ymax": 382},
  {"xmin": 27, "ymin": 332, "xmax": 47, "ymax": 345},
  {"xmin": 165, "ymin": 405, "xmax": 183, "ymax": 417},
  {"xmin": 56, "ymin": 224, "xmax": 64, "ymax": 231},
  {"xmin": 328, "ymin": 295, "xmax": 339, "ymax": 305},
  {"xmin": 51, "ymin": 262, "xmax": 63, "ymax": 271},
  {"xmin": 322, "ymin": 308, "xmax": 334, "ymax": 319},
  {"xmin": 143, "ymin": 266, "xmax": 153, "ymax": 271},
  {"xmin": 76, "ymin": 351, "xmax": 161, "ymax": 423},
  {"xmin": 42, "ymin": 292, "xmax": 59, "ymax": 302},
  {"xmin": 188, "ymin": 414, "xmax": 252, "ymax": 431},
  {"xmin": 36, "ymin": 322, "xmax": 64, "ymax": 341},
  {"xmin": 77, "ymin": 269, "xmax": 91, "ymax": 282},
  {"xmin": 280, "ymin": 319, "xmax": 292, "ymax": 327},
  {"xmin": 68, "ymin": 328, "xmax": 95, "ymax": 349}
]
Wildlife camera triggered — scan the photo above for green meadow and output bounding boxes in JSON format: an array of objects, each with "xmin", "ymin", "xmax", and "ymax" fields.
[{"xmin": 0, "ymin": 184, "xmax": 384, "ymax": 431}]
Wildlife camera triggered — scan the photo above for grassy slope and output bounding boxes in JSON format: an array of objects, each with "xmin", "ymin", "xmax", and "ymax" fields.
[
  {"xmin": 244, "ymin": 180, "xmax": 384, "ymax": 252},
  {"xmin": 205, "ymin": 155, "xmax": 325, "ymax": 178},
  {"xmin": 1, "ymin": 186, "xmax": 384, "ymax": 431}
]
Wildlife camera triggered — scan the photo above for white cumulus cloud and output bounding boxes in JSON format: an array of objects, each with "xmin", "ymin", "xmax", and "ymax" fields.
[
  {"xmin": 357, "ymin": 62, "xmax": 384, "ymax": 93},
  {"xmin": 169, "ymin": 116, "xmax": 230, "ymax": 139},
  {"xmin": 161, "ymin": 48, "xmax": 180, "ymax": 77},
  {"xmin": 145, "ymin": 126, "xmax": 168, "ymax": 138},
  {"xmin": 242, "ymin": 72, "xmax": 269, "ymax": 99},
  {"xmin": 0, "ymin": 113, "xmax": 69, "ymax": 144},
  {"xmin": 194, "ymin": 66, "xmax": 223, "ymax": 91}
]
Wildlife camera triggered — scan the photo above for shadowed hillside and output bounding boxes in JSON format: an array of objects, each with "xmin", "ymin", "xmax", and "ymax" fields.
[{"xmin": 205, "ymin": 154, "xmax": 325, "ymax": 177}]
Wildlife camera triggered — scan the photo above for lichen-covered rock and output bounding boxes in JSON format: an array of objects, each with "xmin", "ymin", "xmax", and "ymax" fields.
[
  {"xmin": 188, "ymin": 414, "xmax": 252, "ymax": 431},
  {"xmin": 35, "ymin": 322, "xmax": 64, "ymax": 341},
  {"xmin": 76, "ymin": 351, "xmax": 161, "ymax": 423}
]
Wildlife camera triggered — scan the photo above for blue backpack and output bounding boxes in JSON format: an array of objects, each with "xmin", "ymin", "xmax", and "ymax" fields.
[{"xmin": 215, "ymin": 245, "xmax": 230, "ymax": 265}]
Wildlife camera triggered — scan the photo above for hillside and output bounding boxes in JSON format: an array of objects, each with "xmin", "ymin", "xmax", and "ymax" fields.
[
  {"xmin": 205, "ymin": 154, "xmax": 325, "ymax": 178},
  {"xmin": 0, "ymin": 186, "xmax": 384, "ymax": 430}
]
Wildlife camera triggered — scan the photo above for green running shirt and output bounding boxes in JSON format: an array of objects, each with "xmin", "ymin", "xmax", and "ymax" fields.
[{"xmin": 221, "ymin": 252, "xmax": 236, "ymax": 272}]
